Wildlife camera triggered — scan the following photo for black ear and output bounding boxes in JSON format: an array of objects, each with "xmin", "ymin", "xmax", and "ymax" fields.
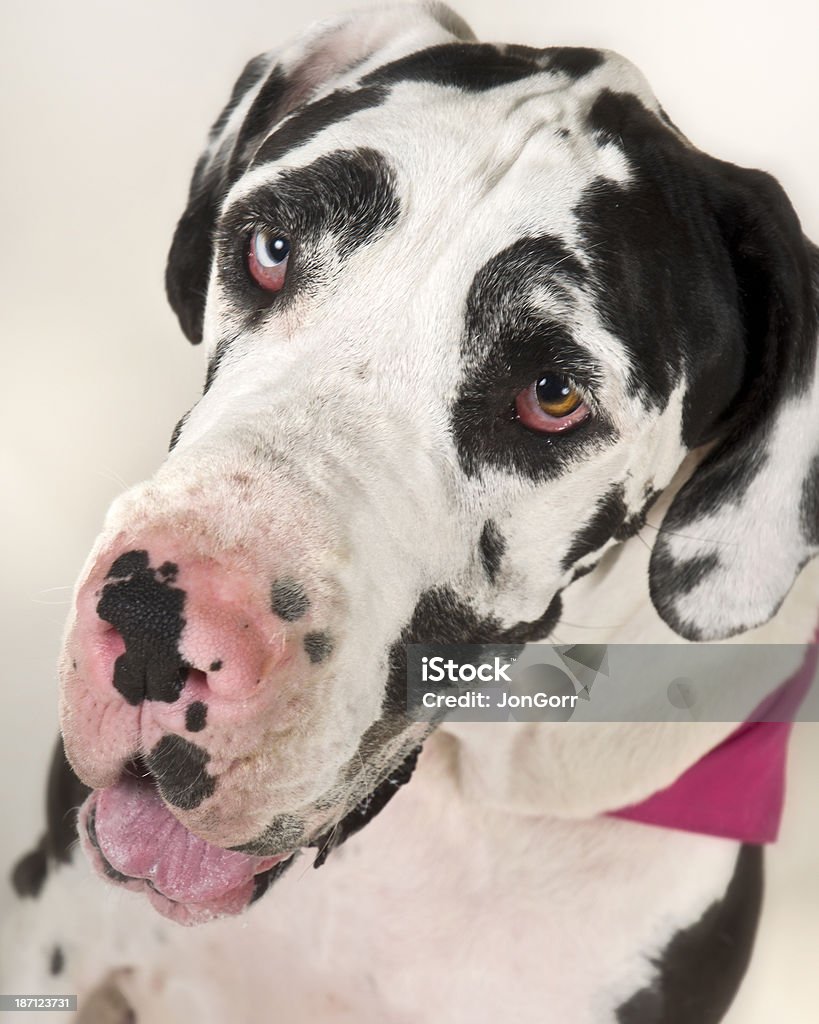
[
  {"xmin": 164, "ymin": 3, "xmax": 475, "ymax": 344},
  {"xmin": 649, "ymin": 160, "xmax": 819, "ymax": 640},
  {"xmin": 165, "ymin": 152, "xmax": 230, "ymax": 345}
]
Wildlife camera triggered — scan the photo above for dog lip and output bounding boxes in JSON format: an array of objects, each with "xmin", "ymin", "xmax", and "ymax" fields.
[
  {"xmin": 86, "ymin": 802, "xmax": 133, "ymax": 885},
  {"xmin": 88, "ymin": 798, "xmax": 296, "ymax": 904},
  {"xmin": 84, "ymin": 774, "xmax": 295, "ymax": 891}
]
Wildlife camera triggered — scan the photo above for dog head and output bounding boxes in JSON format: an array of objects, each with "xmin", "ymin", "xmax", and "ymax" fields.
[{"xmin": 59, "ymin": 2, "xmax": 818, "ymax": 923}]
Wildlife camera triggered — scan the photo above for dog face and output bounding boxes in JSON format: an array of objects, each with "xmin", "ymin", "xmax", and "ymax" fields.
[{"xmin": 58, "ymin": 3, "xmax": 819, "ymax": 923}]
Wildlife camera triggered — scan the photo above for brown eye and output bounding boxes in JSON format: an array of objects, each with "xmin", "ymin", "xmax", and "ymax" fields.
[
  {"xmin": 535, "ymin": 375, "xmax": 583, "ymax": 416},
  {"xmin": 248, "ymin": 230, "xmax": 290, "ymax": 292},
  {"xmin": 515, "ymin": 374, "xmax": 590, "ymax": 433}
]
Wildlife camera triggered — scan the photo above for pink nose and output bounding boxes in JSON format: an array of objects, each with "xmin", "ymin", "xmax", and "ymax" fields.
[{"xmin": 72, "ymin": 545, "xmax": 318, "ymax": 706}]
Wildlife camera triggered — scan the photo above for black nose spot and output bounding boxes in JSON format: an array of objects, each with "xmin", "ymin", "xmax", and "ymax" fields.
[
  {"xmin": 209, "ymin": 659, "xmax": 222, "ymax": 671},
  {"xmin": 147, "ymin": 735, "xmax": 216, "ymax": 810},
  {"xmin": 270, "ymin": 578, "xmax": 310, "ymax": 621},
  {"xmin": 303, "ymin": 631, "xmax": 333, "ymax": 664},
  {"xmin": 97, "ymin": 551, "xmax": 188, "ymax": 705},
  {"xmin": 270, "ymin": 577, "xmax": 309, "ymax": 622},
  {"xmin": 106, "ymin": 550, "xmax": 150, "ymax": 579},
  {"xmin": 185, "ymin": 701, "xmax": 208, "ymax": 733}
]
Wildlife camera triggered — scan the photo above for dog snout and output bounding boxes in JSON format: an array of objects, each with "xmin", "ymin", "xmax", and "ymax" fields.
[
  {"xmin": 71, "ymin": 541, "xmax": 331, "ymax": 707},
  {"xmin": 59, "ymin": 523, "xmax": 344, "ymax": 792}
]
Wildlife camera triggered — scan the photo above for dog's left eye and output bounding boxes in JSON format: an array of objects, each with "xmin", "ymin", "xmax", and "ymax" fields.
[
  {"xmin": 248, "ymin": 230, "xmax": 290, "ymax": 292},
  {"xmin": 515, "ymin": 374, "xmax": 590, "ymax": 433}
]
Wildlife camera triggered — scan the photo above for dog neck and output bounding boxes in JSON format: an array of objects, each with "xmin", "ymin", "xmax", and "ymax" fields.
[{"xmin": 442, "ymin": 456, "xmax": 819, "ymax": 829}]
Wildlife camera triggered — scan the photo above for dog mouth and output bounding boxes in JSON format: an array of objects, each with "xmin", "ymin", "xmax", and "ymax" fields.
[
  {"xmin": 79, "ymin": 766, "xmax": 295, "ymax": 926},
  {"xmin": 79, "ymin": 745, "xmax": 424, "ymax": 926}
]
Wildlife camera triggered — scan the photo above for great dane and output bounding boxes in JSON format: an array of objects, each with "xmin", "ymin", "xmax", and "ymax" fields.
[{"xmin": 3, "ymin": 3, "xmax": 818, "ymax": 1021}]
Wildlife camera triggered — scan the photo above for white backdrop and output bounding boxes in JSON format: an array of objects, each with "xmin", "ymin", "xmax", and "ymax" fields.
[{"xmin": 1, "ymin": 1, "xmax": 817, "ymax": 1019}]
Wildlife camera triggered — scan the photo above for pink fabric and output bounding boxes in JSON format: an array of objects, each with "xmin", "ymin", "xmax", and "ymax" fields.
[{"xmin": 609, "ymin": 640, "xmax": 818, "ymax": 845}]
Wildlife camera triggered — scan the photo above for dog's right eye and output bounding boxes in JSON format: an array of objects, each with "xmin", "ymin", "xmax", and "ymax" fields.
[{"xmin": 248, "ymin": 230, "xmax": 290, "ymax": 292}]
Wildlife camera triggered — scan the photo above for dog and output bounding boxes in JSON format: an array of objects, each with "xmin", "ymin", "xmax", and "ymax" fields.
[{"xmin": 3, "ymin": 3, "xmax": 818, "ymax": 1021}]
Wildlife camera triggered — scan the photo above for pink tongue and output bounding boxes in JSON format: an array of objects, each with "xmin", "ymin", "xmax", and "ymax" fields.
[{"xmin": 94, "ymin": 775, "xmax": 278, "ymax": 904}]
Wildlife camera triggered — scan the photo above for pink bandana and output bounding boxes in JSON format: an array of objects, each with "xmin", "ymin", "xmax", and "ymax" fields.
[{"xmin": 609, "ymin": 638, "xmax": 818, "ymax": 845}]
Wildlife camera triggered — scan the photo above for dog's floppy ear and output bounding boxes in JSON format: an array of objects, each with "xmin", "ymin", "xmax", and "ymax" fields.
[
  {"xmin": 164, "ymin": 3, "xmax": 474, "ymax": 344},
  {"xmin": 649, "ymin": 161, "xmax": 819, "ymax": 641}
]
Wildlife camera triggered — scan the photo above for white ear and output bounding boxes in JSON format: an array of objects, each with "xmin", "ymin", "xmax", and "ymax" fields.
[
  {"xmin": 649, "ymin": 169, "xmax": 819, "ymax": 640},
  {"xmin": 165, "ymin": 2, "xmax": 473, "ymax": 343}
]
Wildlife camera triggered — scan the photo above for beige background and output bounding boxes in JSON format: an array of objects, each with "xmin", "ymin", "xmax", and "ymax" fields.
[{"xmin": 1, "ymin": 0, "xmax": 817, "ymax": 1018}]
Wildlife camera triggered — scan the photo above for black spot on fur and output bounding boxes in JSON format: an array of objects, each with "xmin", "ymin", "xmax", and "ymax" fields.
[
  {"xmin": 97, "ymin": 551, "xmax": 188, "ymax": 705},
  {"xmin": 452, "ymin": 236, "xmax": 614, "ymax": 482},
  {"xmin": 649, "ymin": 549, "xmax": 722, "ymax": 640},
  {"xmin": 616, "ymin": 844, "xmax": 763, "ymax": 1024},
  {"xmin": 584, "ymin": 89, "xmax": 816, "ymax": 441},
  {"xmin": 658, "ymin": 551, "xmax": 721, "ymax": 596},
  {"xmin": 165, "ymin": 165, "xmax": 220, "ymax": 344},
  {"xmin": 249, "ymin": 851, "xmax": 299, "ymax": 903},
  {"xmin": 233, "ymin": 814, "xmax": 306, "ymax": 858},
  {"xmin": 10, "ymin": 736, "xmax": 91, "ymax": 898},
  {"xmin": 165, "ymin": 61, "xmax": 287, "ymax": 346},
  {"xmin": 270, "ymin": 578, "xmax": 310, "ymax": 621},
  {"xmin": 253, "ymin": 85, "xmax": 389, "ymax": 166},
  {"xmin": 44, "ymin": 737, "xmax": 91, "ymax": 860},
  {"xmin": 569, "ymin": 561, "xmax": 599, "ymax": 584},
  {"xmin": 209, "ymin": 54, "xmax": 270, "ymax": 143},
  {"xmin": 362, "ymin": 43, "xmax": 544, "ymax": 92},
  {"xmin": 801, "ymin": 454, "xmax": 819, "ymax": 546},
  {"xmin": 479, "ymin": 520, "xmax": 506, "ymax": 583},
  {"xmin": 147, "ymin": 736, "xmax": 216, "ymax": 810},
  {"xmin": 579, "ymin": 92, "xmax": 745, "ymax": 423},
  {"xmin": 310, "ymin": 744, "xmax": 423, "ymax": 869},
  {"xmin": 670, "ymin": 450, "xmax": 765, "ymax": 531},
  {"xmin": 203, "ymin": 337, "xmax": 230, "ymax": 394},
  {"xmin": 237, "ymin": 583, "xmax": 562, "ymax": 865},
  {"xmin": 561, "ymin": 485, "xmax": 628, "ymax": 570},
  {"xmin": 185, "ymin": 701, "xmax": 208, "ymax": 733},
  {"xmin": 49, "ymin": 945, "xmax": 65, "ymax": 976},
  {"xmin": 168, "ymin": 412, "xmax": 189, "ymax": 452},
  {"xmin": 496, "ymin": 44, "xmax": 602, "ymax": 80},
  {"xmin": 543, "ymin": 46, "xmax": 603, "ymax": 79},
  {"xmin": 217, "ymin": 148, "xmax": 400, "ymax": 329},
  {"xmin": 228, "ymin": 65, "xmax": 288, "ymax": 176},
  {"xmin": 382, "ymin": 585, "xmax": 563, "ymax": 717},
  {"xmin": 575, "ymin": 173, "xmax": 735, "ymax": 421},
  {"xmin": 304, "ymin": 631, "xmax": 333, "ymax": 664},
  {"xmin": 11, "ymin": 843, "xmax": 47, "ymax": 898},
  {"xmin": 620, "ymin": 486, "xmax": 663, "ymax": 540}
]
